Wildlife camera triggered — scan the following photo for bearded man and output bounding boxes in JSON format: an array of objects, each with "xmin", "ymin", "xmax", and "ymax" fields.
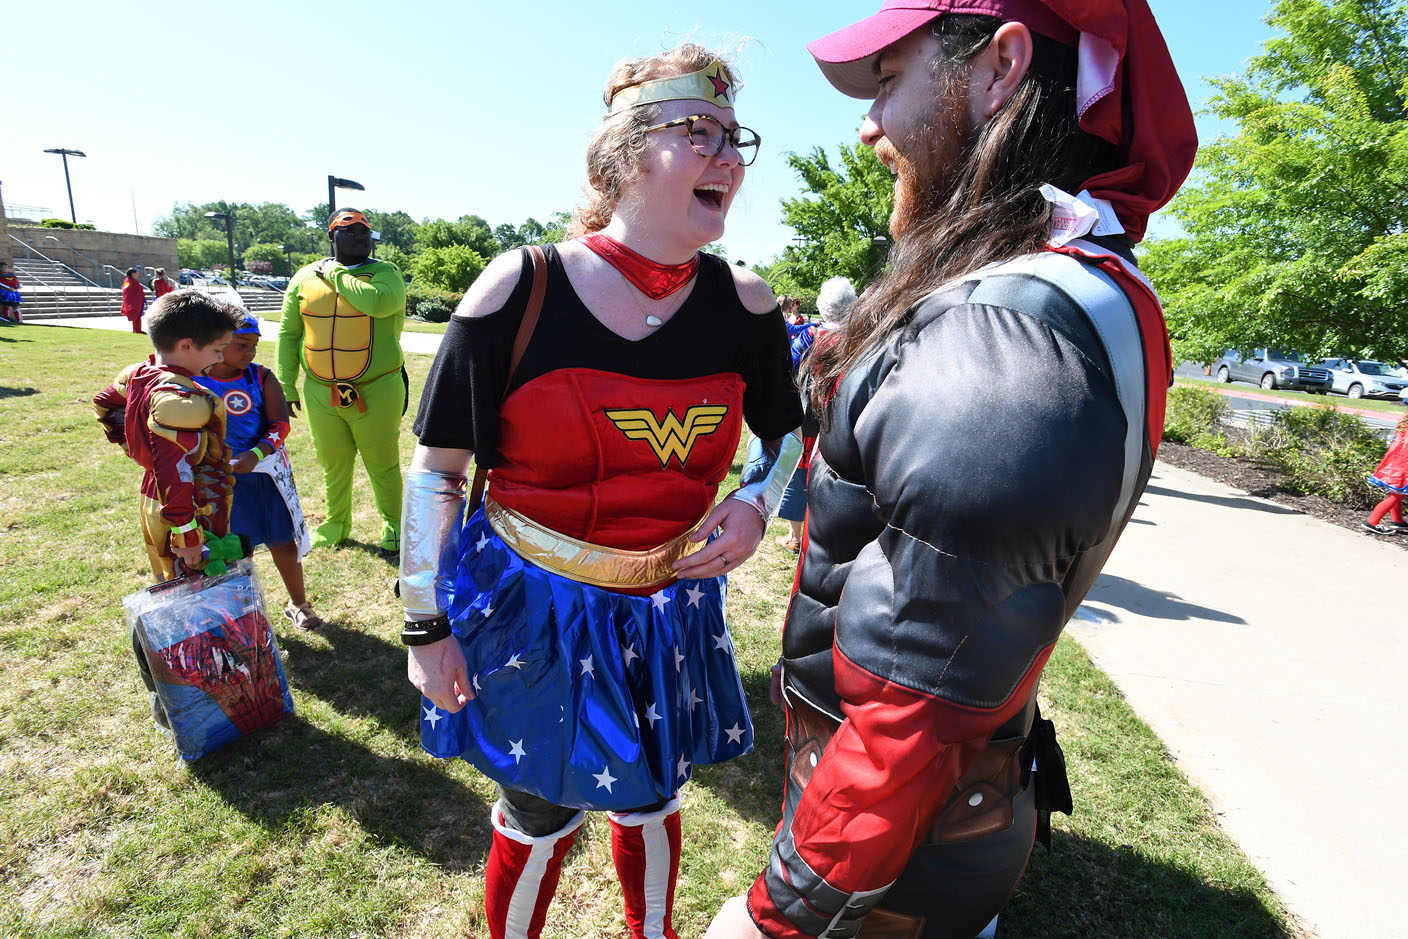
[{"xmin": 707, "ymin": 2, "xmax": 1197, "ymax": 937}]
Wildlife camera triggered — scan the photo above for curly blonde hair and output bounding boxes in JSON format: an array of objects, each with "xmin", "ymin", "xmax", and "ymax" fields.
[{"xmin": 569, "ymin": 43, "xmax": 740, "ymax": 236}]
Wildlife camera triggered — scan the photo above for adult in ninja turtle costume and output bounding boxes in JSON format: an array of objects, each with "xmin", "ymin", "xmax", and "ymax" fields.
[{"xmin": 277, "ymin": 209, "xmax": 408, "ymax": 555}]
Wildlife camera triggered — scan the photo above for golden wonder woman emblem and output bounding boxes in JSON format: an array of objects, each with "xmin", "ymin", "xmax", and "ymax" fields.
[{"xmin": 605, "ymin": 405, "xmax": 729, "ymax": 467}]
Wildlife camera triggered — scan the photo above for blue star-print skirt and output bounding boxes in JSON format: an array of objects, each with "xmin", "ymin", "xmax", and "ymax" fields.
[{"xmin": 418, "ymin": 504, "xmax": 754, "ymax": 810}]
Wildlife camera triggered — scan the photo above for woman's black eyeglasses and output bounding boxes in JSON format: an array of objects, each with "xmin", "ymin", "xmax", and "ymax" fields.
[{"xmin": 645, "ymin": 114, "xmax": 761, "ymax": 166}]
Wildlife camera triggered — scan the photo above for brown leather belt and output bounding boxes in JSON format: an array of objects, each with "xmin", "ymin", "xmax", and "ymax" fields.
[{"xmin": 785, "ymin": 694, "xmax": 1028, "ymax": 848}]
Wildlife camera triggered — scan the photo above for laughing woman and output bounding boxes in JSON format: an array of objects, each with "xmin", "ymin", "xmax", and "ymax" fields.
[{"xmin": 398, "ymin": 44, "xmax": 803, "ymax": 939}]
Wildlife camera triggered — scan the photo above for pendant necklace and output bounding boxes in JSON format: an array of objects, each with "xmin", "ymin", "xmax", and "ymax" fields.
[{"xmin": 578, "ymin": 232, "xmax": 698, "ymax": 327}]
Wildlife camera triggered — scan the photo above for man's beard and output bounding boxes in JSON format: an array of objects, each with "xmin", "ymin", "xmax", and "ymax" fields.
[{"xmin": 881, "ymin": 100, "xmax": 973, "ymax": 240}]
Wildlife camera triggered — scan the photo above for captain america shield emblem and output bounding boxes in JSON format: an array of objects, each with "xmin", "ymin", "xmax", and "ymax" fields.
[{"xmin": 223, "ymin": 390, "xmax": 254, "ymax": 415}]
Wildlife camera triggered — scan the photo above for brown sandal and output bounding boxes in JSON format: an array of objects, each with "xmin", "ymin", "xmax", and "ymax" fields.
[
  {"xmin": 776, "ymin": 535, "xmax": 800, "ymax": 554},
  {"xmin": 284, "ymin": 601, "xmax": 325, "ymax": 631}
]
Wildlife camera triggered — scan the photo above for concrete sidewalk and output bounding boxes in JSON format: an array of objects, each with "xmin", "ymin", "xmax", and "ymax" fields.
[
  {"xmin": 1072, "ymin": 463, "xmax": 1407, "ymax": 939},
  {"xmin": 28, "ymin": 314, "xmax": 1406, "ymax": 936}
]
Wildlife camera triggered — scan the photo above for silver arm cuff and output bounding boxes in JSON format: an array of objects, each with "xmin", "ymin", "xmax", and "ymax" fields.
[
  {"xmin": 725, "ymin": 430, "xmax": 804, "ymax": 525},
  {"xmin": 399, "ymin": 470, "xmax": 467, "ymax": 619}
]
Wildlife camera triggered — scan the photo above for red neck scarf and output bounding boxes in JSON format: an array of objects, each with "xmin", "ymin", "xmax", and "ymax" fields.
[{"xmin": 578, "ymin": 232, "xmax": 699, "ymax": 300}]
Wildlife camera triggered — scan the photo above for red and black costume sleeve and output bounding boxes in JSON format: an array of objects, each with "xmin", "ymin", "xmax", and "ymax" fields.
[{"xmin": 750, "ymin": 242, "xmax": 1168, "ymax": 938}]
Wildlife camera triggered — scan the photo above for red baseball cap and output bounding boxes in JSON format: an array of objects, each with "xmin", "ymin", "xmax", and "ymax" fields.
[
  {"xmin": 807, "ymin": 0, "xmax": 1197, "ymax": 242},
  {"xmin": 807, "ymin": 0, "xmax": 1077, "ymax": 99}
]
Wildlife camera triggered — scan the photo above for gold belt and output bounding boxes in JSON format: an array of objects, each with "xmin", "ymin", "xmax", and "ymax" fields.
[{"xmin": 484, "ymin": 497, "xmax": 707, "ymax": 590}]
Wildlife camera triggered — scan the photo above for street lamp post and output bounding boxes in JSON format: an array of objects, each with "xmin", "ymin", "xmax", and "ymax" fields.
[
  {"xmin": 279, "ymin": 244, "xmax": 293, "ymax": 276},
  {"xmin": 42, "ymin": 148, "xmax": 86, "ymax": 224},
  {"xmin": 327, "ymin": 175, "xmax": 365, "ymax": 220},
  {"xmin": 204, "ymin": 211, "xmax": 237, "ymax": 284}
]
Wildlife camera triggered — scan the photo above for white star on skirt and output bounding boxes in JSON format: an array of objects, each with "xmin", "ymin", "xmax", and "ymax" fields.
[
  {"xmin": 422, "ymin": 705, "xmax": 442, "ymax": 729},
  {"xmin": 509, "ymin": 739, "xmax": 526, "ymax": 763},
  {"xmin": 594, "ymin": 766, "xmax": 618, "ymax": 792},
  {"xmin": 725, "ymin": 724, "xmax": 745, "ymax": 744}
]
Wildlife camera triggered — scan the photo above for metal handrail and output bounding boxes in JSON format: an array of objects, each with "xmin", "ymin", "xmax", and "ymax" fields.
[
  {"xmin": 34, "ymin": 230, "xmax": 111, "ymax": 286},
  {"xmin": 6, "ymin": 233, "xmax": 103, "ymax": 288}
]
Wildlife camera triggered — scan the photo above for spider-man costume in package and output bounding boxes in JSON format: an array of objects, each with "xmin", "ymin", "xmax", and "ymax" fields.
[{"xmin": 124, "ymin": 560, "xmax": 293, "ymax": 760}]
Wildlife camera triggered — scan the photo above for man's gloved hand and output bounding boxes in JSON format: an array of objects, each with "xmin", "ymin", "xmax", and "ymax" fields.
[
  {"xmin": 314, "ymin": 258, "xmax": 338, "ymax": 282},
  {"xmin": 288, "ymin": 399, "xmax": 301, "ymax": 417}
]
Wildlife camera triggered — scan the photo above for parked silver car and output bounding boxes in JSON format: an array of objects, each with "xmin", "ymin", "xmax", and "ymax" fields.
[
  {"xmin": 1212, "ymin": 348, "xmax": 1333, "ymax": 393},
  {"xmin": 1318, "ymin": 359, "xmax": 1408, "ymax": 399}
]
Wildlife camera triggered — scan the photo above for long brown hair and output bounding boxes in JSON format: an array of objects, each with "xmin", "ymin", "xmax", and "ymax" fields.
[{"xmin": 809, "ymin": 15, "xmax": 1119, "ymax": 417}]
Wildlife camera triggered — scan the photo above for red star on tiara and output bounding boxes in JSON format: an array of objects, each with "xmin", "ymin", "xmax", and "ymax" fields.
[{"xmin": 707, "ymin": 68, "xmax": 730, "ymax": 100}]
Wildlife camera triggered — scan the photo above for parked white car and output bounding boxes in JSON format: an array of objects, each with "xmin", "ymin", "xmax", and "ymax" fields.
[{"xmin": 1317, "ymin": 358, "xmax": 1408, "ymax": 399}]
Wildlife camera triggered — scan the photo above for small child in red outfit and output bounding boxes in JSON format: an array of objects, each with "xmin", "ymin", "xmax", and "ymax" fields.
[
  {"xmin": 1363, "ymin": 403, "xmax": 1408, "ymax": 535},
  {"xmin": 93, "ymin": 290, "xmax": 244, "ymax": 579}
]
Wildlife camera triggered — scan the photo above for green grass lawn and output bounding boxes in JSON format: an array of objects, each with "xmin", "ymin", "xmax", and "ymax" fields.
[{"xmin": 0, "ymin": 324, "xmax": 1301, "ymax": 938}]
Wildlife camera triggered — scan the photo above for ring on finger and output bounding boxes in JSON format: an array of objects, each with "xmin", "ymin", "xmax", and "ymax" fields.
[{"xmin": 720, "ymin": 554, "xmax": 728, "ymax": 566}]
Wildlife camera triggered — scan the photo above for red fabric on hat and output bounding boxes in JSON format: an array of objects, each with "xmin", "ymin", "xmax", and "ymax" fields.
[{"xmin": 1041, "ymin": 0, "xmax": 1198, "ymax": 241}]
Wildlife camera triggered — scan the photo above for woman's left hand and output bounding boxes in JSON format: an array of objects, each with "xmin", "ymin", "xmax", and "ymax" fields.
[{"xmin": 672, "ymin": 497, "xmax": 764, "ymax": 579}]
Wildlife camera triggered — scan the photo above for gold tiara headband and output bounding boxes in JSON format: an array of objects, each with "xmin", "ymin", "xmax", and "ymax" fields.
[{"xmin": 607, "ymin": 60, "xmax": 737, "ymax": 114}]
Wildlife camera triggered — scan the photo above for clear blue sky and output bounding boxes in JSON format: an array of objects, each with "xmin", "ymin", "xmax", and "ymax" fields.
[{"xmin": 4, "ymin": 0, "xmax": 1276, "ymax": 264}]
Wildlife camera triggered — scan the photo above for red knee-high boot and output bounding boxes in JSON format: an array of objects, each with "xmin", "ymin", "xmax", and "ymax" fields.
[
  {"xmin": 608, "ymin": 796, "xmax": 682, "ymax": 939},
  {"xmin": 484, "ymin": 805, "xmax": 584, "ymax": 939}
]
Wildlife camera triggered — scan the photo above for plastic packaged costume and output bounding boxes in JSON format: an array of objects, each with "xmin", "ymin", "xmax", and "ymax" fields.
[{"xmin": 123, "ymin": 559, "xmax": 293, "ymax": 760}]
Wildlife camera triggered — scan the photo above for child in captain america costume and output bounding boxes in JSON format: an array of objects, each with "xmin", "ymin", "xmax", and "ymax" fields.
[
  {"xmin": 195, "ymin": 313, "xmax": 321, "ymax": 629},
  {"xmin": 400, "ymin": 47, "xmax": 803, "ymax": 939}
]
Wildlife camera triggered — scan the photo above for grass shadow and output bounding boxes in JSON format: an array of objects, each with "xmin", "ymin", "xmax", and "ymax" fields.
[
  {"xmin": 186, "ymin": 714, "xmax": 491, "ymax": 872},
  {"xmin": 690, "ymin": 666, "xmax": 788, "ymax": 828},
  {"xmin": 0, "ymin": 386, "xmax": 40, "ymax": 399},
  {"xmin": 0, "ymin": 334, "xmax": 32, "ymax": 343},
  {"xmin": 279, "ymin": 615, "xmax": 414, "ymax": 727},
  {"xmin": 1004, "ymin": 829, "xmax": 1299, "ymax": 938}
]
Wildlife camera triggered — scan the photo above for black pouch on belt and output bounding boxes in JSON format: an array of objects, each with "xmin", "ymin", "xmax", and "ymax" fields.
[{"xmin": 1023, "ymin": 704, "xmax": 1073, "ymax": 851}]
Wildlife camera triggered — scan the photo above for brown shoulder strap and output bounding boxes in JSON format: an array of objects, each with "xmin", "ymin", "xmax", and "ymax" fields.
[{"xmin": 470, "ymin": 244, "xmax": 547, "ymax": 507}]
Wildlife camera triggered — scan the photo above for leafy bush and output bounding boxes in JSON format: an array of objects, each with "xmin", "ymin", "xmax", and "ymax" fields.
[
  {"xmin": 405, "ymin": 285, "xmax": 461, "ymax": 322},
  {"xmin": 1247, "ymin": 405, "xmax": 1387, "ymax": 507},
  {"xmin": 411, "ymin": 244, "xmax": 487, "ymax": 293},
  {"xmin": 39, "ymin": 218, "xmax": 95, "ymax": 230},
  {"xmin": 243, "ymin": 242, "xmax": 292, "ymax": 276},
  {"xmin": 1163, "ymin": 384, "xmax": 1230, "ymax": 444}
]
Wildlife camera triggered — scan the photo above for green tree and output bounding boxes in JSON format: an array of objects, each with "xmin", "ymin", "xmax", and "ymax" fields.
[
  {"xmin": 365, "ymin": 210, "xmax": 418, "ymax": 252},
  {"xmin": 243, "ymin": 242, "xmax": 292, "ymax": 276},
  {"xmin": 375, "ymin": 244, "xmax": 412, "ymax": 273},
  {"xmin": 1142, "ymin": 0, "xmax": 1408, "ymax": 364},
  {"xmin": 412, "ymin": 244, "xmax": 487, "ymax": 292},
  {"xmin": 777, "ymin": 141, "xmax": 894, "ymax": 291},
  {"xmin": 178, "ymin": 239, "xmax": 232, "ymax": 270}
]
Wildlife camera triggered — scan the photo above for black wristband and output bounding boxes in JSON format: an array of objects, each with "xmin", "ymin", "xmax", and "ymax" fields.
[{"xmin": 401, "ymin": 613, "xmax": 452, "ymax": 646}]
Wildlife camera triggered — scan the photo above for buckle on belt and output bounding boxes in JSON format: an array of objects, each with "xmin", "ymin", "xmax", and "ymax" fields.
[{"xmin": 333, "ymin": 382, "xmax": 360, "ymax": 409}]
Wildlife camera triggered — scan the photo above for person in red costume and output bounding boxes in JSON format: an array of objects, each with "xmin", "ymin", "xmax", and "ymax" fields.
[
  {"xmin": 152, "ymin": 267, "xmax": 175, "ymax": 300},
  {"xmin": 706, "ymin": 2, "xmax": 1197, "ymax": 938},
  {"xmin": 1362, "ymin": 403, "xmax": 1408, "ymax": 535},
  {"xmin": 401, "ymin": 43, "xmax": 803, "ymax": 939},
  {"xmin": 121, "ymin": 267, "xmax": 147, "ymax": 333}
]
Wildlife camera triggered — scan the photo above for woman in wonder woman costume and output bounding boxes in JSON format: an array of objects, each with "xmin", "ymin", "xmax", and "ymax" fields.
[{"xmin": 399, "ymin": 44, "xmax": 803, "ymax": 939}]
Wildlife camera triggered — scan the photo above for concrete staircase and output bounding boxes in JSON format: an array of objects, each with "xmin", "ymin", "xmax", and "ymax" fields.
[{"xmin": 12, "ymin": 257, "xmax": 99, "ymax": 289}]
